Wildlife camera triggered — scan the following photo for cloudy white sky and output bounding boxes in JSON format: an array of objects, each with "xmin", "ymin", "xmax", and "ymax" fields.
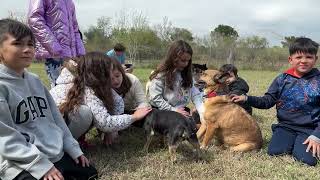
[{"xmin": 1, "ymin": 0, "xmax": 319, "ymax": 45}]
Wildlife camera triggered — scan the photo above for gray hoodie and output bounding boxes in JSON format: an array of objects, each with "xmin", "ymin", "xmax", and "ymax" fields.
[{"xmin": 0, "ymin": 64, "xmax": 83, "ymax": 180}]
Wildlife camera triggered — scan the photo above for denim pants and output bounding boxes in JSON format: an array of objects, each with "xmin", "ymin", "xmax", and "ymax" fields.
[
  {"xmin": 45, "ymin": 58, "xmax": 63, "ymax": 88},
  {"xmin": 268, "ymin": 125, "xmax": 318, "ymax": 166}
]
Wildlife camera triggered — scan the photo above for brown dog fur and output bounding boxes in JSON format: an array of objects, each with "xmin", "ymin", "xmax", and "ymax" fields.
[{"xmin": 197, "ymin": 70, "xmax": 263, "ymax": 152}]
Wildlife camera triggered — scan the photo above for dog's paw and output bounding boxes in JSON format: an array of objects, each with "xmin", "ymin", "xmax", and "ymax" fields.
[{"xmin": 200, "ymin": 145, "xmax": 209, "ymax": 150}]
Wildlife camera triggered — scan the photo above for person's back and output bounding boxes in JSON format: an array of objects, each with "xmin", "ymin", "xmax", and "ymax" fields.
[{"xmin": 231, "ymin": 37, "xmax": 320, "ymax": 166}]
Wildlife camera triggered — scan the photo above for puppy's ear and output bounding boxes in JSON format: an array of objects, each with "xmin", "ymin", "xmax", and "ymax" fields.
[
  {"xmin": 214, "ymin": 73, "xmax": 229, "ymax": 84},
  {"xmin": 202, "ymin": 64, "xmax": 208, "ymax": 70}
]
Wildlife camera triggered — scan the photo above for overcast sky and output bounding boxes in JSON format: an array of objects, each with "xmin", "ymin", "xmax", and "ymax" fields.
[{"xmin": 1, "ymin": 0, "xmax": 319, "ymax": 45}]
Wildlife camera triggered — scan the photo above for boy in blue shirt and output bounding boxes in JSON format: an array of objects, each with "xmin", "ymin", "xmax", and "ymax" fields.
[
  {"xmin": 106, "ymin": 43, "xmax": 133, "ymax": 73},
  {"xmin": 232, "ymin": 37, "xmax": 320, "ymax": 166}
]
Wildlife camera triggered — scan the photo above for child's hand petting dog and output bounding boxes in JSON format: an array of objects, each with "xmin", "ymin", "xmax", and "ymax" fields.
[
  {"xmin": 132, "ymin": 107, "xmax": 152, "ymax": 121},
  {"xmin": 175, "ymin": 107, "xmax": 190, "ymax": 117},
  {"xmin": 230, "ymin": 94, "xmax": 247, "ymax": 103}
]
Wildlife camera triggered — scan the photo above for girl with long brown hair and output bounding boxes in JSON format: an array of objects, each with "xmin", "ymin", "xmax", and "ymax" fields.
[
  {"xmin": 110, "ymin": 58, "xmax": 149, "ymax": 113},
  {"xmin": 147, "ymin": 40, "xmax": 203, "ymax": 117},
  {"xmin": 50, "ymin": 52, "xmax": 151, "ymax": 146}
]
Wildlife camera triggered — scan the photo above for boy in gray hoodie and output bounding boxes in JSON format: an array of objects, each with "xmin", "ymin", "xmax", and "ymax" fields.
[{"xmin": 0, "ymin": 19, "xmax": 97, "ymax": 180}]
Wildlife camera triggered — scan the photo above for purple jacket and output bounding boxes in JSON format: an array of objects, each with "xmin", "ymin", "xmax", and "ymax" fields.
[{"xmin": 28, "ymin": 0, "xmax": 85, "ymax": 59}]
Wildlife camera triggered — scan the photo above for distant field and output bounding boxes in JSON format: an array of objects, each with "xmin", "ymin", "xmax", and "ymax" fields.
[{"xmin": 28, "ymin": 63, "xmax": 320, "ymax": 180}]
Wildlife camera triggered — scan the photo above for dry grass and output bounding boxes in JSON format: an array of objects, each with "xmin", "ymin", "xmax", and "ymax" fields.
[{"xmin": 28, "ymin": 64, "xmax": 320, "ymax": 180}]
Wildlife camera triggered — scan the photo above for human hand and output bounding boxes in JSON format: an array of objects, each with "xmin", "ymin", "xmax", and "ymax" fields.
[
  {"xmin": 176, "ymin": 107, "xmax": 190, "ymax": 117},
  {"xmin": 74, "ymin": 154, "xmax": 90, "ymax": 167},
  {"xmin": 303, "ymin": 138, "xmax": 320, "ymax": 158},
  {"xmin": 132, "ymin": 107, "xmax": 152, "ymax": 121},
  {"xmin": 43, "ymin": 166, "xmax": 64, "ymax": 180},
  {"xmin": 103, "ymin": 131, "xmax": 119, "ymax": 145},
  {"xmin": 230, "ymin": 94, "xmax": 247, "ymax": 103}
]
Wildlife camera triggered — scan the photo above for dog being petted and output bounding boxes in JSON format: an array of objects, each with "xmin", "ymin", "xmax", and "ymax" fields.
[
  {"xmin": 196, "ymin": 70, "xmax": 263, "ymax": 152},
  {"xmin": 143, "ymin": 109, "xmax": 200, "ymax": 161}
]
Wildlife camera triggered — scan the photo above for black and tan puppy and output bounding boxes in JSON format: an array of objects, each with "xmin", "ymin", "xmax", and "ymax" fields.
[{"xmin": 143, "ymin": 109, "xmax": 200, "ymax": 161}]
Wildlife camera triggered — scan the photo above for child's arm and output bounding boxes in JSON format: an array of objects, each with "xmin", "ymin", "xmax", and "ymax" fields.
[
  {"xmin": 84, "ymin": 88, "xmax": 134, "ymax": 132},
  {"xmin": 44, "ymin": 88, "xmax": 83, "ymax": 160},
  {"xmin": 148, "ymin": 77, "xmax": 176, "ymax": 111},
  {"xmin": 27, "ymin": 0, "xmax": 63, "ymax": 57},
  {"xmin": 0, "ymin": 99, "xmax": 53, "ymax": 179},
  {"xmin": 232, "ymin": 76, "xmax": 280, "ymax": 109}
]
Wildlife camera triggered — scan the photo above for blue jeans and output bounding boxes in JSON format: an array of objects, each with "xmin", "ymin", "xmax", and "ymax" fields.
[
  {"xmin": 45, "ymin": 58, "xmax": 63, "ymax": 88},
  {"xmin": 268, "ymin": 125, "xmax": 318, "ymax": 166}
]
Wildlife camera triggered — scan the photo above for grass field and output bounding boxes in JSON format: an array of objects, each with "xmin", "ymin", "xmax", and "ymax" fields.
[{"xmin": 28, "ymin": 64, "xmax": 320, "ymax": 180}]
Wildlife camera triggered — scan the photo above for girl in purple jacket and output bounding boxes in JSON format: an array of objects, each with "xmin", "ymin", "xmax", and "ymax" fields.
[{"xmin": 28, "ymin": 0, "xmax": 85, "ymax": 88}]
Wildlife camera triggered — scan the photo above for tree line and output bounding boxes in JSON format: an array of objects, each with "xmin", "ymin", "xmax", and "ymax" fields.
[{"xmin": 8, "ymin": 10, "xmax": 300, "ymax": 70}]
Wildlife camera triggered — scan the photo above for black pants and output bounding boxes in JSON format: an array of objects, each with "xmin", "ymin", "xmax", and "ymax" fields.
[{"xmin": 13, "ymin": 154, "xmax": 98, "ymax": 180}]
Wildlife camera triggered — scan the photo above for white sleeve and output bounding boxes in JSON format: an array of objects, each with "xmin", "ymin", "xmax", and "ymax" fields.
[{"xmin": 84, "ymin": 88, "xmax": 133, "ymax": 132}]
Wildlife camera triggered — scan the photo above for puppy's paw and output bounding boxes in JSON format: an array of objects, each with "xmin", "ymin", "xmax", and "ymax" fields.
[{"xmin": 200, "ymin": 145, "xmax": 209, "ymax": 150}]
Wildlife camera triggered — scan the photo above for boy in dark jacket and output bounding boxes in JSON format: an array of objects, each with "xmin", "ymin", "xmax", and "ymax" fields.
[
  {"xmin": 232, "ymin": 37, "xmax": 320, "ymax": 166},
  {"xmin": 219, "ymin": 64, "xmax": 252, "ymax": 115}
]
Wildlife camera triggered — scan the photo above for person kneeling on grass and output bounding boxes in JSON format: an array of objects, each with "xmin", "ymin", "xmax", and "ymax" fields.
[
  {"xmin": 110, "ymin": 58, "xmax": 150, "ymax": 124},
  {"xmin": 50, "ymin": 52, "xmax": 151, "ymax": 147},
  {"xmin": 0, "ymin": 19, "xmax": 97, "ymax": 180},
  {"xmin": 232, "ymin": 37, "xmax": 320, "ymax": 166},
  {"xmin": 147, "ymin": 40, "xmax": 204, "ymax": 121}
]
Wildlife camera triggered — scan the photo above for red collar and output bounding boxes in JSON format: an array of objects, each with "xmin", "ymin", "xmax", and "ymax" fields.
[
  {"xmin": 204, "ymin": 90, "xmax": 217, "ymax": 98},
  {"xmin": 285, "ymin": 68, "xmax": 301, "ymax": 78}
]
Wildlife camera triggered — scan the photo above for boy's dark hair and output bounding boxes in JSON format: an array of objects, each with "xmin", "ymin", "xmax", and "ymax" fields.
[
  {"xmin": 219, "ymin": 64, "xmax": 238, "ymax": 77},
  {"xmin": 289, "ymin": 37, "xmax": 319, "ymax": 55},
  {"xmin": 114, "ymin": 43, "xmax": 126, "ymax": 52},
  {"xmin": 0, "ymin": 18, "xmax": 35, "ymax": 45}
]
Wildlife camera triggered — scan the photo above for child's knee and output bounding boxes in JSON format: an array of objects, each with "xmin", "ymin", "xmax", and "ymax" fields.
[
  {"xmin": 293, "ymin": 153, "xmax": 317, "ymax": 166},
  {"xmin": 267, "ymin": 144, "xmax": 291, "ymax": 156},
  {"xmin": 292, "ymin": 147, "xmax": 318, "ymax": 166}
]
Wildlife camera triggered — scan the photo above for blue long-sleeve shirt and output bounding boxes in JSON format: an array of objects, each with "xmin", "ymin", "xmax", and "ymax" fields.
[{"xmin": 247, "ymin": 68, "xmax": 320, "ymax": 139}]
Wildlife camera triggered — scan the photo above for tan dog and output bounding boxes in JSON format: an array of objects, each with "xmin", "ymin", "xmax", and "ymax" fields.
[{"xmin": 197, "ymin": 70, "xmax": 263, "ymax": 152}]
